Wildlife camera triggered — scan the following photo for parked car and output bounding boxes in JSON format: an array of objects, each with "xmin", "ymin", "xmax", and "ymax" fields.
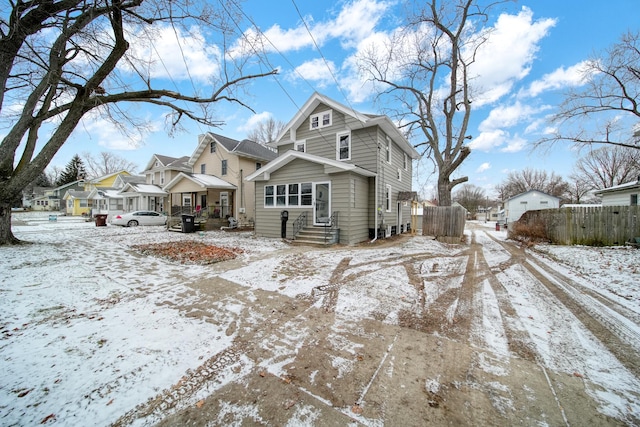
[{"xmin": 111, "ymin": 211, "xmax": 166, "ymax": 227}]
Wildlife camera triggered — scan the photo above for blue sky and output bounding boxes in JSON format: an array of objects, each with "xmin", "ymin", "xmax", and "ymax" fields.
[{"xmin": 49, "ymin": 0, "xmax": 639, "ymax": 199}]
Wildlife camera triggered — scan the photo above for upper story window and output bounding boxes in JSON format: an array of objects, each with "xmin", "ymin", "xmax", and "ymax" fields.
[
  {"xmin": 200, "ymin": 164, "xmax": 206, "ymax": 174},
  {"xmin": 221, "ymin": 159, "xmax": 228, "ymax": 175},
  {"xmin": 385, "ymin": 137, "xmax": 391, "ymax": 163},
  {"xmin": 296, "ymin": 141, "xmax": 306, "ymax": 152},
  {"xmin": 160, "ymin": 172, "xmax": 165, "ymax": 184},
  {"xmin": 310, "ymin": 110, "xmax": 332, "ymax": 130},
  {"xmin": 155, "ymin": 161, "xmax": 160, "ymax": 167},
  {"xmin": 631, "ymin": 194, "xmax": 638, "ymax": 205},
  {"xmin": 403, "ymin": 153, "xmax": 408, "ymax": 170},
  {"xmin": 210, "ymin": 141, "xmax": 216, "ymax": 153},
  {"xmin": 256, "ymin": 162, "xmax": 262, "ymax": 170},
  {"xmin": 337, "ymin": 132, "xmax": 351, "ymax": 161},
  {"xmin": 397, "ymin": 168, "xmax": 402, "ymax": 181}
]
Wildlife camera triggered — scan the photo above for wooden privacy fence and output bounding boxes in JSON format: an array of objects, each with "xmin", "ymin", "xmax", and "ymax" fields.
[
  {"xmin": 516, "ymin": 205, "xmax": 640, "ymax": 246},
  {"xmin": 423, "ymin": 206, "xmax": 466, "ymax": 243}
]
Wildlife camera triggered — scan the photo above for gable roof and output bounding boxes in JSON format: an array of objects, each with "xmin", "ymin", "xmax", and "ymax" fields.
[
  {"xmin": 274, "ymin": 92, "xmax": 420, "ymax": 159},
  {"xmin": 163, "ymin": 172, "xmax": 237, "ymax": 191},
  {"xmin": 63, "ymin": 190, "xmax": 90, "ymax": 200},
  {"xmin": 119, "ymin": 183, "xmax": 168, "ymax": 196},
  {"xmin": 505, "ymin": 189, "xmax": 561, "ymax": 203},
  {"xmin": 594, "ymin": 178, "xmax": 640, "ymax": 196},
  {"xmin": 245, "ymin": 150, "xmax": 377, "ymax": 182},
  {"xmin": 189, "ymin": 132, "xmax": 277, "ymax": 166},
  {"xmin": 143, "ymin": 154, "xmax": 191, "ymax": 172},
  {"xmin": 88, "ymin": 170, "xmax": 131, "ymax": 184}
]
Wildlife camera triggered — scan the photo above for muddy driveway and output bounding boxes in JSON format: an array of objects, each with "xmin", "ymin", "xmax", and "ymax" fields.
[{"xmin": 111, "ymin": 224, "xmax": 639, "ymax": 426}]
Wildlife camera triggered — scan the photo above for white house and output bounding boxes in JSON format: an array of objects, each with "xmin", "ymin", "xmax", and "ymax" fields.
[
  {"xmin": 594, "ymin": 178, "xmax": 640, "ymax": 206},
  {"xmin": 502, "ymin": 190, "xmax": 561, "ymax": 225}
]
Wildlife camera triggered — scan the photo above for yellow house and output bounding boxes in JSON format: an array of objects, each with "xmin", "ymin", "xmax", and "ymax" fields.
[
  {"xmin": 63, "ymin": 190, "xmax": 91, "ymax": 216},
  {"xmin": 63, "ymin": 171, "xmax": 133, "ymax": 216}
]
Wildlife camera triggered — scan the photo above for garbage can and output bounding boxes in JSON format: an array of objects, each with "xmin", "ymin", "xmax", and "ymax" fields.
[
  {"xmin": 181, "ymin": 214, "xmax": 195, "ymax": 233},
  {"xmin": 495, "ymin": 222, "xmax": 500, "ymax": 231},
  {"xmin": 280, "ymin": 210, "xmax": 289, "ymax": 238},
  {"xmin": 95, "ymin": 214, "xmax": 108, "ymax": 227}
]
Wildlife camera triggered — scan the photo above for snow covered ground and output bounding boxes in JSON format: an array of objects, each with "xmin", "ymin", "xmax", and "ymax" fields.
[{"xmin": 1, "ymin": 212, "xmax": 639, "ymax": 425}]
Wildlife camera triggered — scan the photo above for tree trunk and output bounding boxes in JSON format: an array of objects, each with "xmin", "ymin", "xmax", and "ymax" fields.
[
  {"xmin": 0, "ymin": 201, "xmax": 20, "ymax": 245},
  {"xmin": 438, "ymin": 178, "xmax": 452, "ymax": 206}
]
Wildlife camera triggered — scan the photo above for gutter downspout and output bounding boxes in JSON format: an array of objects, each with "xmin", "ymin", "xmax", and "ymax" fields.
[{"xmin": 371, "ymin": 142, "xmax": 381, "ymax": 243}]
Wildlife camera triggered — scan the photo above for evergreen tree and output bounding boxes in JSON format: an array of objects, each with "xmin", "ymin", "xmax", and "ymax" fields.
[{"xmin": 55, "ymin": 155, "xmax": 86, "ymax": 186}]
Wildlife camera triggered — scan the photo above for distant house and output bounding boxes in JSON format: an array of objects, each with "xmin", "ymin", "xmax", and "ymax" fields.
[
  {"xmin": 134, "ymin": 154, "xmax": 191, "ymax": 212},
  {"xmin": 246, "ymin": 92, "xmax": 420, "ymax": 245},
  {"xmin": 501, "ymin": 190, "xmax": 561, "ymax": 225},
  {"xmin": 594, "ymin": 178, "xmax": 640, "ymax": 206},
  {"xmin": 164, "ymin": 132, "xmax": 277, "ymax": 226},
  {"xmin": 64, "ymin": 190, "xmax": 91, "ymax": 216}
]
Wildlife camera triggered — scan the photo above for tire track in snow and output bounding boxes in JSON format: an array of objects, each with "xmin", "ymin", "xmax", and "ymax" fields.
[{"xmin": 491, "ymin": 235, "xmax": 640, "ymax": 380}]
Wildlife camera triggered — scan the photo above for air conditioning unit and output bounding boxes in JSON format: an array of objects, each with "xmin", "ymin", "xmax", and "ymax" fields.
[{"xmin": 239, "ymin": 207, "xmax": 245, "ymax": 214}]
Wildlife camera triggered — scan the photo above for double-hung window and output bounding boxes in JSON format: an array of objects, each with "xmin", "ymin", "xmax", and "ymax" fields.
[
  {"xmin": 210, "ymin": 142, "xmax": 216, "ymax": 153},
  {"xmin": 385, "ymin": 137, "xmax": 391, "ymax": 163},
  {"xmin": 221, "ymin": 160, "xmax": 228, "ymax": 175},
  {"xmin": 337, "ymin": 132, "xmax": 351, "ymax": 161},
  {"xmin": 200, "ymin": 164, "xmax": 206, "ymax": 174}
]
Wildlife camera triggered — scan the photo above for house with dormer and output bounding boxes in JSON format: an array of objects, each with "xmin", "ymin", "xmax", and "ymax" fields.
[
  {"xmin": 117, "ymin": 154, "xmax": 191, "ymax": 213},
  {"xmin": 164, "ymin": 132, "xmax": 277, "ymax": 227},
  {"xmin": 246, "ymin": 92, "xmax": 420, "ymax": 245}
]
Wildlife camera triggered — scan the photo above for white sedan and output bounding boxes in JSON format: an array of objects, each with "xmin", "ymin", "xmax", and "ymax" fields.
[{"xmin": 111, "ymin": 211, "xmax": 167, "ymax": 227}]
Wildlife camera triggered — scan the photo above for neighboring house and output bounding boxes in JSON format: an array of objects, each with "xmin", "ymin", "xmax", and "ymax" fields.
[
  {"xmin": 137, "ymin": 154, "xmax": 191, "ymax": 211},
  {"xmin": 31, "ymin": 191, "xmax": 55, "ymax": 211},
  {"xmin": 246, "ymin": 92, "xmax": 420, "ymax": 245},
  {"xmin": 64, "ymin": 190, "xmax": 92, "ymax": 216},
  {"xmin": 501, "ymin": 190, "xmax": 561, "ymax": 225},
  {"xmin": 63, "ymin": 171, "xmax": 132, "ymax": 216},
  {"xmin": 594, "ymin": 177, "xmax": 640, "ymax": 206},
  {"xmin": 164, "ymin": 132, "xmax": 277, "ymax": 225}
]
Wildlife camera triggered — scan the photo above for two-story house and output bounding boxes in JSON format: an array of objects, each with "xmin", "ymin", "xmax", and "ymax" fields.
[
  {"xmin": 119, "ymin": 154, "xmax": 190, "ymax": 213},
  {"xmin": 164, "ymin": 132, "xmax": 277, "ymax": 226},
  {"xmin": 246, "ymin": 92, "xmax": 420, "ymax": 245}
]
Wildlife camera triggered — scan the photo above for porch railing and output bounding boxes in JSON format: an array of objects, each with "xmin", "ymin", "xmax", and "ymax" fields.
[
  {"xmin": 324, "ymin": 211, "xmax": 339, "ymax": 243},
  {"xmin": 293, "ymin": 212, "xmax": 307, "ymax": 238}
]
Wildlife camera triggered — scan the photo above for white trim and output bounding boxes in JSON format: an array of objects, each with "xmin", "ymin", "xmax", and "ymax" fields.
[
  {"xmin": 309, "ymin": 110, "xmax": 332, "ymax": 130},
  {"xmin": 385, "ymin": 184, "xmax": 392, "ymax": 212},
  {"xmin": 336, "ymin": 131, "xmax": 351, "ymax": 161}
]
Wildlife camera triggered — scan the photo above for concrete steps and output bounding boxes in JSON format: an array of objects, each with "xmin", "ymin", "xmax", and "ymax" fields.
[{"xmin": 293, "ymin": 226, "xmax": 339, "ymax": 246}]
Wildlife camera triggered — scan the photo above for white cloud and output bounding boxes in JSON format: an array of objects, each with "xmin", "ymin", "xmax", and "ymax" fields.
[
  {"xmin": 232, "ymin": 0, "xmax": 390, "ymax": 55},
  {"xmin": 469, "ymin": 129, "xmax": 507, "ymax": 151},
  {"xmin": 291, "ymin": 58, "xmax": 336, "ymax": 87},
  {"xmin": 469, "ymin": 7, "xmax": 557, "ymax": 107},
  {"xmin": 479, "ymin": 102, "xmax": 545, "ymax": 132},
  {"xmin": 476, "ymin": 162, "xmax": 491, "ymax": 173},
  {"xmin": 524, "ymin": 61, "xmax": 590, "ymax": 97},
  {"xmin": 124, "ymin": 25, "xmax": 221, "ymax": 83},
  {"xmin": 236, "ymin": 111, "xmax": 273, "ymax": 134},
  {"xmin": 501, "ymin": 135, "xmax": 528, "ymax": 153},
  {"xmin": 75, "ymin": 116, "xmax": 156, "ymax": 151}
]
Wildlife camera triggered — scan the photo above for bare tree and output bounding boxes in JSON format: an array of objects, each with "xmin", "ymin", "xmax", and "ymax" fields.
[
  {"xmin": 572, "ymin": 145, "xmax": 640, "ymax": 191},
  {"xmin": 82, "ymin": 152, "xmax": 140, "ymax": 177},
  {"xmin": 564, "ymin": 173, "xmax": 594, "ymax": 204},
  {"xmin": 453, "ymin": 183, "xmax": 486, "ymax": 214},
  {"xmin": 0, "ymin": 0, "xmax": 276, "ymax": 244},
  {"xmin": 537, "ymin": 31, "xmax": 640, "ymax": 151},
  {"xmin": 359, "ymin": 0, "xmax": 503, "ymax": 206},
  {"xmin": 247, "ymin": 117, "xmax": 286, "ymax": 145},
  {"xmin": 497, "ymin": 168, "xmax": 569, "ymax": 200}
]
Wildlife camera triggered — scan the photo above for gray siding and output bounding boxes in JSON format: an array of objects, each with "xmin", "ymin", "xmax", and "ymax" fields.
[{"xmin": 253, "ymin": 159, "xmax": 371, "ymax": 244}]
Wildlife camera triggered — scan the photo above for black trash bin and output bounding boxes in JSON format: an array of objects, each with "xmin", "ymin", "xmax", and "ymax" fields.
[
  {"xmin": 181, "ymin": 214, "xmax": 195, "ymax": 233},
  {"xmin": 94, "ymin": 214, "xmax": 108, "ymax": 227}
]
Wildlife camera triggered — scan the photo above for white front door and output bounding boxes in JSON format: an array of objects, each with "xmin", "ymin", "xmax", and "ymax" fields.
[{"xmin": 314, "ymin": 182, "xmax": 330, "ymax": 225}]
